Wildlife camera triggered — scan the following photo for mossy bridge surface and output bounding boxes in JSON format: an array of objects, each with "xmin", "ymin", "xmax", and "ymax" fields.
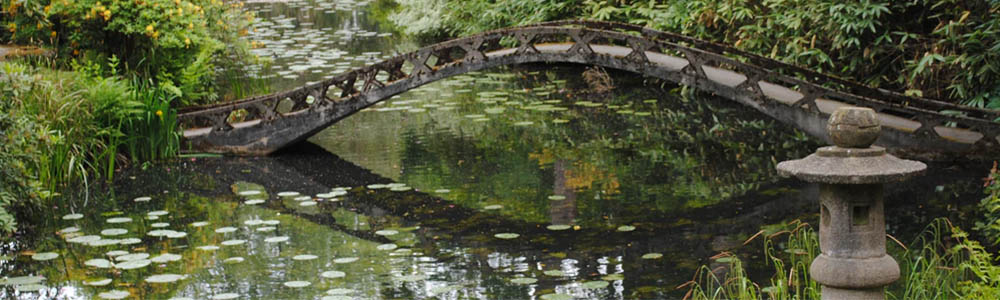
[{"xmin": 178, "ymin": 20, "xmax": 1000, "ymax": 156}]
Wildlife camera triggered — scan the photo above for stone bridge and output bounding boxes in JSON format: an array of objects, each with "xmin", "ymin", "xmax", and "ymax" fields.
[{"xmin": 177, "ymin": 20, "xmax": 1000, "ymax": 156}]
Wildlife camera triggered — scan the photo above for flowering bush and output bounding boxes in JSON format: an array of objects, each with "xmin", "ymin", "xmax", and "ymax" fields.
[{"xmin": 2, "ymin": 0, "xmax": 256, "ymax": 105}]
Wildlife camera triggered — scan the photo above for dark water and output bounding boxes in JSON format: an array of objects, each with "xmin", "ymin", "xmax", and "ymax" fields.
[{"xmin": 0, "ymin": 1, "xmax": 991, "ymax": 299}]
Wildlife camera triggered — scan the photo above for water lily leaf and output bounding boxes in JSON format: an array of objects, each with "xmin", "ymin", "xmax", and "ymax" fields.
[
  {"xmin": 190, "ymin": 221, "xmax": 210, "ymax": 227},
  {"xmin": 146, "ymin": 274, "xmax": 186, "ymax": 283},
  {"xmin": 264, "ymin": 236, "xmax": 290, "ymax": 243},
  {"xmin": 601, "ymin": 274, "xmax": 624, "ymax": 281},
  {"xmin": 196, "ymin": 245, "xmax": 220, "ymax": 251},
  {"xmin": 483, "ymin": 205, "xmax": 503, "ymax": 210},
  {"xmin": 299, "ymin": 201, "xmax": 317, "ymax": 207},
  {"xmin": 84, "ymin": 278, "xmax": 112, "ymax": 286},
  {"xmin": 374, "ymin": 230, "xmax": 398, "ymax": 236},
  {"xmin": 98, "ymin": 290, "xmax": 130, "ymax": 299},
  {"xmin": 115, "ymin": 259, "xmax": 151, "ymax": 270},
  {"xmin": 582, "ymin": 280, "xmax": 610, "ymax": 289},
  {"xmin": 133, "ymin": 196, "xmax": 151, "ymax": 202},
  {"xmin": 221, "ymin": 239, "xmax": 246, "ymax": 246},
  {"xmin": 59, "ymin": 226, "xmax": 80, "ymax": 234},
  {"xmin": 85, "ymin": 258, "xmax": 113, "ymax": 268},
  {"xmin": 210, "ymin": 293, "xmax": 239, "ymax": 300},
  {"xmin": 320, "ymin": 271, "xmax": 346, "ymax": 279},
  {"xmin": 543, "ymin": 270, "xmax": 565, "ymax": 277},
  {"xmin": 284, "ymin": 281, "xmax": 311, "ymax": 288},
  {"xmin": 67, "ymin": 235, "xmax": 101, "ymax": 244},
  {"xmin": 237, "ymin": 190, "xmax": 262, "ymax": 196},
  {"xmin": 376, "ymin": 243, "xmax": 398, "ymax": 251},
  {"xmin": 293, "ymin": 254, "xmax": 318, "ymax": 261},
  {"xmin": 641, "ymin": 253, "xmax": 663, "ymax": 259},
  {"xmin": 106, "ymin": 217, "xmax": 132, "ymax": 224},
  {"xmin": 434, "ymin": 189, "xmax": 450, "ymax": 193},
  {"xmin": 100, "ymin": 228, "xmax": 128, "ymax": 236},
  {"xmin": 1, "ymin": 276, "xmax": 45, "ymax": 285},
  {"xmin": 430, "ymin": 285, "xmax": 462, "ymax": 295},
  {"xmin": 548, "ymin": 195, "xmax": 566, "ymax": 201},
  {"xmin": 151, "ymin": 222, "xmax": 170, "ymax": 228},
  {"xmin": 31, "ymin": 252, "xmax": 59, "ymax": 261},
  {"xmin": 223, "ymin": 257, "xmax": 245, "ymax": 264},
  {"xmin": 396, "ymin": 274, "xmax": 427, "ymax": 282},
  {"xmin": 539, "ymin": 293, "xmax": 572, "ymax": 300},
  {"xmin": 148, "ymin": 210, "xmax": 168, "ymax": 216},
  {"xmin": 256, "ymin": 226, "xmax": 277, "ymax": 232},
  {"xmin": 62, "ymin": 213, "xmax": 83, "ymax": 220},
  {"xmin": 106, "ymin": 250, "xmax": 129, "ymax": 257},
  {"xmin": 277, "ymin": 191, "xmax": 300, "ymax": 197},
  {"xmin": 15, "ymin": 283, "xmax": 46, "ymax": 292},
  {"xmin": 333, "ymin": 257, "xmax": 358, "ymax": 264},
  {"xmin": 494, "ymin": 233, "xmax": 519, "ymax": 239},
  {"xmin": 546, "ymin": 225, "xmax": 571, "ymax": 231},
  {"xmin": 115, "ymin": 253, "xmax": 150, "ymax": 262},
  {"xmin": 510, "ymin": 277, "xmax": 537, "ymax": 285},
  {"xmin": 214, "ymin": 227, "xmax": 238, "ymax": 233},
  {"xmin": 325, "ymin": 288, "xmax": 354, "ymax": 295},
  {"xmin": 616, "ymin": 225, "xmax": 636, "ymax": 232},
  {"xmin": 150, "ymin": 253, "xmax": 182, "ymax": 263}
]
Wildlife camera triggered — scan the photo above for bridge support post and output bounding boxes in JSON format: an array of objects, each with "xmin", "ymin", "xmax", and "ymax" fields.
[{"xmin": 777, "ymin": 107, "xmax": 926, "ymax": 299}]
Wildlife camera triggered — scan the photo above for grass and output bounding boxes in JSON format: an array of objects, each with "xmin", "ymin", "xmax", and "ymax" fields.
[{"xmin": 681, "ymin": 218, "xmax": 1000, "ymax": 299}]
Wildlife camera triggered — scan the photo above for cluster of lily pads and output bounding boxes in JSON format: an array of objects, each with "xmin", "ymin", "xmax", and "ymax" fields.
[{"xmin": 246, "ymin": 0, "xmax": 395, "ymax": 85}]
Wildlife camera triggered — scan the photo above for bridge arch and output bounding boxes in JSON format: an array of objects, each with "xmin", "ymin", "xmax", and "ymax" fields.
[{"xmin": 178, "ymin": 20, "xmax": 1000, "ymax": 156}]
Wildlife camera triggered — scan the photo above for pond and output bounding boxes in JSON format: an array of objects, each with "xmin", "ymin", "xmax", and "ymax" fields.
[{"xmin": 0, "ymin": 0, "xmax": 990, "ymax": 299}]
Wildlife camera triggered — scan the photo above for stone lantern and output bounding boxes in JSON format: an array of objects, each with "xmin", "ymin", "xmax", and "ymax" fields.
[{"xmin": 776, "ymin": 107, "xmax": 926, "ymax": 299}]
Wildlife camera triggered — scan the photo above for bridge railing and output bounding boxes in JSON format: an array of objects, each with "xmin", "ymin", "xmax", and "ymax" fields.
[{"xmin": 177, "ymin": 20, "xmax": 999, "ymax": 152}]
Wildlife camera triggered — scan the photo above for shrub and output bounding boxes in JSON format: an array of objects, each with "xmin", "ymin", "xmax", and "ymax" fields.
[{"xmin": 1, "ymin": 0, "xmax": 256, "ymax": 105}]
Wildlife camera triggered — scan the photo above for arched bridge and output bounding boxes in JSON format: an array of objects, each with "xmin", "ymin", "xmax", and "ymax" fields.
[{"xmin": 178, "ymin": 20, "xmax": 1000, "ymax": 156}]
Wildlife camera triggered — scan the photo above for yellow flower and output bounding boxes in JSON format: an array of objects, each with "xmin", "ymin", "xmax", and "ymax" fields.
[
  {"xmin": 50, "ymin": 31, "xmax": 57, "ymax": 38},
  {"xmin": 102, "ymin": 10, "xmax": 111, "ymax": 21},
  {"xmin": 146, "ymin": 24, "xmax": 154, "ymax": 32},
  {"xmin": 151, "ymin": 31, "xmax": 159, "ymax": 39},
  {"xmin": 184, "ymin": 37, "xmax": 190, "ymax": 46},
  {"xmin": 155, "ymin": 110, "xmax": 163, "ymax": 119},
  {"xmin": 7, "ymin": 23, "xmax": 15, "ymax": 33}
]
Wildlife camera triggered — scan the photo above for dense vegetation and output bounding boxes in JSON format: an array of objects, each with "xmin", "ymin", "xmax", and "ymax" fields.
[
  {"xmin": 392, "ymin": 0, "xmax": 1000, "ymax": 109},
  {"xmin": 0, "ymin": 0, "xmax": 258, "ymax": 234}
]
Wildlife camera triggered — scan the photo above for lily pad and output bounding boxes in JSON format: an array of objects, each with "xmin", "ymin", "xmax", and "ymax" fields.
[
  {"xmin": 601, "ymin": 273, "xmax": 624, "ymax": 281},
  {"xmin": 106, "ymin": 217, "xmax": 132, "ymax": 224},
  {"xmin": 434, "ymin": 189, "xmax": 450, "ymax": 193},
  {"xmin": 238, "ymin": 190, "xmax": 262, "ymax": 196},
  {"xmin": 548, "ymin": 195, "xmax": 566, "ymax": 201},
  {"xmin": 98, "ymin": 290, "xmax": 130, "ymax": 299},
  {"xmin": 616, "ymin": 225, "xmax": 636, "ymax": 232},
  {"xmin": 146, "ymin": 274, "xmax": 186, "ymax": 283},
  {"xmin": 59, "ymin": 226, "xmax": 80, "ymax": 234},
  {"xmin": 84, "ymin": 278, "xmax": 112, "ymax": 286},
  {"xmin": 196, "ymin": 245, "xmax": 220, "ymax": 251},
  {"xmin": 320, "ymin": 271, "xmax": 346, "ymax": 279},
  {"xmin": 543, "ymin": 270, "xmax": 566, "ymax": 277},
  {"xmin": 430, "ymin": 285, "xmax": 462, "ymax": 295},
  {"xmin": 277, "ymin": 191, "xmax": 300, "ymax": 197},
  {"xmin": 293, "ymin": 254, "xmax": 318, "ymax": 261},
  {"xmin": 151, "ymin": 222, "xmax": 170, "ymax": 228},
  {"xmin": 483, "ymin": 205, "xmax": 503, "ymax": 210},
  {"xmin": 389, "ymin": 186, "xmax": 411, "ymax": 192},
  {"xmin": 256, "ymin": 226, "xmax": 277, "ymax": 232},
  {"xmin": 190, "ymin": 221, "xmax": 210, "ymax": 227},
  {"xmin": 582, "ymin": 280, "xmax": 610, "ymax": 289},
  {"xmin": 115, "ymin": 259, "xmax": 151, "ymax": 270},
  {"xmin": 214, "ymin": 227, "xmax": 238, "ymax": 233},
  {"xmin": 641, "ymin": 253, "xmax": 663, "ymax": 260},
  {"xmin": 133, "ymin": 196, "xmax": 151, "ymax": 202},
  {"xmin": 223, "ymin": 257, "xmax": 245, "ymax": 264},
  {"xmin": 546, "ymin": 225, "xmax": 571, "ymax": 231},
  {"xmin": 100, "ymin": 228, "xmax": 128, "ymax": 236},
  {"xmin": 210, "ymin": 293, "xmax": 239, "ymax": 300},
  {"xmin": 539, "ymin": 293, "xmax": 573, "ymax": 300},
  {"xmin": 299, "ymin": 201, "xmax": 317, "ymax": 207},
  {"xmin": 244, "ymin": 199, "xmax": 266, "ymax": 205},
  {"xmin": 333, "ymin": 257, "xmax": 358, "ymax": 264},
  {"xmin": 1, "ymin": 276, "xmax": 45, "ymax": 285},
  {"xmin": 106, "ymin": 250, "xmax": 129, "ymax": 257},
  {"xmin": 31, "ymin": 252, "xmax": 59, "ymax": 261},
  {"xmin": 221, "ymin": 239, "xmax": 247, "ymax": 246},
  {"xmin": 84, "ymin": 258, "xmax": 113, "ymax": 268},
  {"xmin": 15, "ymin": 283, "xmax": 46, "ymax": 292},
  {"xmin": 374, "ymin": 230, "xmax": 398, "ymax": 236},
  {"xmin": 510, "ymin": 277, "xmax": 537, "ymax": 285},
  {"xmin": 494, "ymin": 233, "xmax": 520, "ymax": 239},
  {"xmin": 150, "ymin": 253, "xmax": 182, "ymax": 263},
  {"xmin": 377, "ymin": 243, "xmax": 398, "ymax": 251},
  {"xmin": 147, "ymin": 210, "xmax": 169, "ymax": 216},
  {"xmin": 264, "ymin": 236, "xmax": 290, "ymax": 243},
  {"xmin": 325, "ymin": 288, "xmax": 354, "ymax": 295},
  {"xmin": 62, "ymin": 213, "xmax": 84, "ymax": 220},
  {"xmin": 284, "ymin": 281, "xmax": 311, "ymax": 288},
  {"xmin": 165, "ymin": 231, "xmax": 187, "ymax": 239},
  {"xmin": 67, "ymin": 235, "xmax": 101, "ymax": 244},
  {"xmin": 397, "ymin": 274, "xmax": 428, "ymax": 282},
  {"xmin": 116, "ymin": 253, "xmax": 150, "ymax": 261}
]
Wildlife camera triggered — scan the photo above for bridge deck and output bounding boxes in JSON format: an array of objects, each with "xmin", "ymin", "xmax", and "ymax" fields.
[{"xmin": 177, "ymin": 21, "xmax": 999, "ymax": 156}]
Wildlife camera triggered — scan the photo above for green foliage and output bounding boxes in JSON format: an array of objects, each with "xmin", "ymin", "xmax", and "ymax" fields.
[
  {"xmin": 0, "ymin": 60, "xmax": 183, "ymax": 234},
  {"xmin": 975, "ymin": 162, "xmax": 1000, "ymax": 244},
  {"xmin": 1, "ymin": 0, "xmax": 256, "ymax": 105},
  {"xmin": 396, "ymin": 0, "xmax": 1000, "ymax": 108}
]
